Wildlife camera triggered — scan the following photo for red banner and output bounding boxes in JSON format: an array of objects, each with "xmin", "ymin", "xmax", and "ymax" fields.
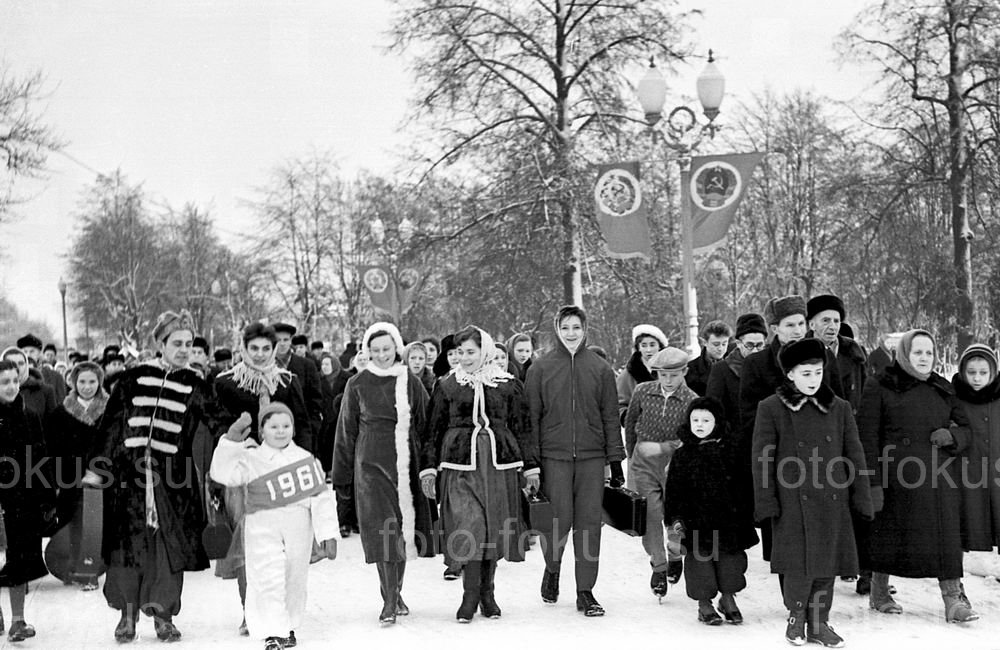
[
  {"xmin": 593, "ymin": 161, "xmax": 652, "ymax": 260},
  {"xmin": 684, "ymin": 152, "xmax": 764, "ymax": 252},
  {"xmin": 360, "ymin": 265, "xmax": 396, "ymax": 318}
]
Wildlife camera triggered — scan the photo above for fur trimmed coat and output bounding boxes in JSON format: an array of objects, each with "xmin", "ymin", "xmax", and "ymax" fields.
[
  {"xmin": 752, "ymin": 384, "xmax": 873, "ymax": 577},
  {"xmin": 90, "ymin": 363, "xmax": 210, "ymax": 572},
  {"xmin": 952, "ymin": 372, "xmax": 1000, "ymax": 551},
  {"xmin": 48, "ymin": 393, "xmax": 108, "ymax": 523}
]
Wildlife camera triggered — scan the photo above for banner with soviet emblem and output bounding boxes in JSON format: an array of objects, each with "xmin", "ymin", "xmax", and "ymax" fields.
[
  {"xmin": 685, "ymin": 152, "xmax": 764, "ymax": 253},
  {"xmin": 360, "ymin": 265, "xmax": 397, "ymax": 318},
  {"xmin": 593, "ymin": 161, "xmax": 652, "ymax": 260}
]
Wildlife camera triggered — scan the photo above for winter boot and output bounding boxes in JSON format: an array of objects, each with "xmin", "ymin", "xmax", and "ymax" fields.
[
  {"xmin": 806, "ymin": 622, "xmax": 844, "ymax": 648},
  {"xmin": 456, "ymin": 561, "xmax": 481, "ymax": 623},
  {"xmin": 377, "ymin": 562, "xmax": 401, "ymax": 625},
  {"xmin": 785, "ymin": 610, "xmax": 806, "ymax": 646},
  {"xmin": 575, "ymin": 591, "xmax": 605, "ymax": 617},
  {"xmin": 396, "ymin": 561, "xmax": 409, "ymax": 616},
  {"xmin": 940, "ymin": 578, "xmax": 979, "ymax": 623},
  {"xmin": 650, "ymin": 570, "xmax": 668, "ymax": 600},
  {"xmin": 264, "ymin": 637, "xmax": 285, "ymax": 650},
  {"xmin": 479, "ymin": 560, "xmax": 501, "ymax": 619},
  {"xmin": 869, "ymin": 571, "xmax": 902, "ymax": 614},
  {"xmin": 666, "ymin": 558, "xmax": 683, "ymax": 584},
  {"xmin": 718, "ymin": 592, "xmax": 743, "ymax": 624},
  {"xmin": 284, "ymin": 631, "xmax": 297, "ymax": 647},
  {"xmin": 153, "ymin": 616, "xmax": 182, "ymax": 642},
  {"xmin": 697, "ymin": 599, "xmax": 722, "ymax": 625},
  {"xmin": 443, "ymin": 566, "xmax": 462, "ymax": 580},
  {"xmin": 114, "ymin": 608, "xmax": 138, "ymax": 643},
  {"xmin": 855, "ymin": 569, "xmax": 871, "ymax": 595},
  {"xmin": 540, "ymin": 569, "xmax": 560, "ymax": 603}
]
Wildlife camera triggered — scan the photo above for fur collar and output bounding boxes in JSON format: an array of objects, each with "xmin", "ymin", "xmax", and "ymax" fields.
[
  {"xmin": 62, "ymin": 390, "xmax": 109, "ymax": 426},
  {"xmin": 776, "ymin": 382, "xmax": 835, "ymax": 413},
  {"xmin": 626, "ymin": 351, "xmax": 654, "ymax": 384},
  {"xmin": 952, "ymin": 371, "xmax": 1000, "ymax": 405},
  {"xmin": 878, "ymin": 362, "xmax": 953, "ymax": 397}
]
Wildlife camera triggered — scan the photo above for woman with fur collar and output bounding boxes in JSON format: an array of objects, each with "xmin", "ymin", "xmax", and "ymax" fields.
[
  {"xmin": 332, "ymin": 322, "xmax": 434, "ymax": 625},
  {"xmin": 615, "ymin": 325, "xmax": 668, "ymax": 425},
  {"xmin": 419, "ymin": 326, "xmax": 537, "ymax": 623}
]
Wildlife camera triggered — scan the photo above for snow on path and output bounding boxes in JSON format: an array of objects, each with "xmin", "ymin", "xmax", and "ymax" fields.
[{"xmin": 9, "ymin": 531, "xmax": 1000, "ymax": 649}]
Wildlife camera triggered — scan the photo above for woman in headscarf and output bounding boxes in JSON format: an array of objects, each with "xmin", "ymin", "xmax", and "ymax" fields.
[
  {"xmin": 420, "ymin": 326, "xmax": 536, "ymax": 623},
  {"xmin": 332, "ymin": 322, "xmax": 433, "ymax": 625},
  {"xmin": 615, "ymin": 325, "xmax": 668, "ymax": 425},
  {"xmin": 46, "ymin": 361, "xmax": 110, "ymax": 589},
  {"xmin": 506, "ymin": 333, "xmax": 535, "ymax": 382},
  {"xmin": 0, "ymin": 359, "xmax": 54, "ymax": 641},
  {"xmin": 403, "ymin": 341, "xmax": 435, "ymax": 396},
  {"xmin": 856, "ymin": 329, "xmax": 977, "ymax": 623},
  {"xmin": 212, "ymin": 322, "xmax": 311, "ymax": 638}
]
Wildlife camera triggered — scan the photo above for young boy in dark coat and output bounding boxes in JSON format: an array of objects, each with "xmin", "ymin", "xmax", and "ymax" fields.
[
  {"xmin": 752, "ymin": 339, "xmax": 873, "ymax": 648},
  {"xmin": 664, "ymin": 397, "xmax": 758, "ymax": 625}
]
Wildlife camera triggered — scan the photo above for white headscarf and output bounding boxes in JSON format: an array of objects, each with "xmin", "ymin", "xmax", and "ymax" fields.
[
  {"xmin": 221, "ymin": 335, "xmax": 293, "ymax": 404},
  {"xmin": 453, "ymin": 328, "xmax": 513, "ymax": 435},
  {"xmin": 361, "ymin": 322, "xmax": 405, "ymax": 372}
]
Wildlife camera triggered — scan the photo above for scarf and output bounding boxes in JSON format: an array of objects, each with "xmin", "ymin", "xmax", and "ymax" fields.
[
  {"xmin": 361, "ymin": 321, "xmax": 416, "ymax": 560},
  {"xmin": 221, "ymin": 338, "xmax": 293, "ymax": 405},
  {"xmin": 895, "ymin": 329, "xmax": 935, "ymax": 382},
  {"xmin": 453, "ymin": 328, "xmax": 513, "ymax": 436},
  {"xmin": 62, "ymin": 389, "xmax": 109, "ymax": 426},
  {"xmin": 724, "ymin": 347, "xmax": 746, "ymax": 378}
]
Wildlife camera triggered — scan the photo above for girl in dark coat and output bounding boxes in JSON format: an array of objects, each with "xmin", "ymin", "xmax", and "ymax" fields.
[
  {"xmin": 420, "ymin": 326, "xmax": 536, "ymax": 623},
  {"xmin": 664, "ymin": 397, "xmax": 757, "ymax": 626},
  {"xmin": 856, "ymin": 329, "xmax": 977, "ymax": 623},
  {"xmin": 752, "ymin": 339, "xmax": 872, "ymax": 648},
  {"xmin": 951, "ymin": 344, "xmax": 1000, "ymax": 552},
  {"xmin": 0, "ymin": 359, "xmax": 55, "ymax": 642},
  {"xmin": 615, "ymin": 324, "xmax": 668, "ymax": 425},
  {"xmin": 332, "ymin": 322, "xmax": 433, "ymax": 625},
  {"xmin": 1, "ymin": 348, "xmax": 57, "ymax": 422},
  {"xmin": 46, "ymin": 361, "xmax": 109, "ymax": 589}
]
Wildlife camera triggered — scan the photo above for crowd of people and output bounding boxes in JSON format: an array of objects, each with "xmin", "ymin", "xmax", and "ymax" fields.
[{"xmin": 0, "ymin": 292, "xmax": 997, "ymax": 648}]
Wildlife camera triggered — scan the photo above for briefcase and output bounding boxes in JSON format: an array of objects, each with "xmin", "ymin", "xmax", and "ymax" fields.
[
  {"xmin": 522, "ymin": 489, "xmax": 553, "ymax": 534},
  {"xmin": 602, "ymin": 485, "xmax": 647, "ymax": 537}
]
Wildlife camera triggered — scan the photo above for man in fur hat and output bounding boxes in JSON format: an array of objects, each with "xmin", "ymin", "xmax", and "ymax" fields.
[
  {"xmin": 807, "ymin": 294, "xmax": 868, "ymax": 413},
  {"xmin": 273, "ymin": 323, "xmax": 322, "ymax": 454},
  {"xmin": 17, "ymin": 333, "xmax": 67, "ymax": 402}
]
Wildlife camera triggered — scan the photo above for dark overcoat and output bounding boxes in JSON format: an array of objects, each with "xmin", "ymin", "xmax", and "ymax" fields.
[
  {"xmin": 951, "ymin": 372, "xmax": 1000, "ymax": 551},
  {"xmin": 856, "ymin": 363, "xmax": 970, "ymax": 578},
  {"xmin": 705, "ymin": 350, "xmax": 743, "ymax": 432},
  {"xmin": 752, "ymin": 384, "xmax": 873, "ymax": 577}
]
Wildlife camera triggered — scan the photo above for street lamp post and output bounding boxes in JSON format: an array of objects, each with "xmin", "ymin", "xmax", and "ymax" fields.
[
  {"xmin": 57, "ymin": 277, "xmax": 68, "ymax": 364},
  {"xmin": 635, "ymin": 51, "xmax": 725, "ymax": 357},
  {"xmin": 366, "ymin": 215, "xmax": 417, "ymax": 323}
]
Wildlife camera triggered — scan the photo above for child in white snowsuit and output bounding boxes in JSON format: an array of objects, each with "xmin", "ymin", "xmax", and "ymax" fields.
[{"xmin": 211, "ymin": 402, "xmax": 338, "ymax": 650}]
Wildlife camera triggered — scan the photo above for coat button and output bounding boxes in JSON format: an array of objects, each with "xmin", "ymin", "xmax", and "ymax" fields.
[
  {"xmin": 902, "ymin": 437, "xmax": 910, "ymax": 445},
  {"xmin": 826, "ymin": 436, "xmax": 832, "ymax": 442},
  {"xmin": 798, "ymin": 441, "xmax": 805, "ymax": 447},
  {"xmin": 802, "ymin": 495, "xmax": 808, "ymax": 500},
  {"xmin": 831, "ymin": 494, "xmax": 838, "ymax": 500}
]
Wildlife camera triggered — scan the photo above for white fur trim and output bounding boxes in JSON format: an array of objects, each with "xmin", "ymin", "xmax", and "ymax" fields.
[
  {"xmin": 419, "ymin": 468, "xmax": 437, "ymax": 479},
  {"xmin": 631, "ymin": 324, "xmax": 668, "ymax": 348},
  {"xmin": 523, "ymin": 467, "xmax": 540, "ymax": 478},
  {"xmin": 361, "ymin": 322, "xmax": 405, "ymax": 358}
]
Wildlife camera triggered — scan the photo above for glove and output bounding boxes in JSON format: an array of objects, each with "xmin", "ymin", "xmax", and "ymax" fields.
[
  {"xmin": 420, "ymin": 474, "xmax": 436, "ymax": 500},
  {"xmin": 670, "ymin": 519, "xmax": 686, "ymax": 539},
  {"xmin": 319, "ymin": 538, "xmax": 338, "ymax": 560},
  {"xmin": 870, "ymin": 485, "xmax": 884, "ymax": 513},
  {"xmin": 226, "ymin": 412, "xmax": 253, "ymax": 442},
  {"xmin": 608, "ymin": 461, "xmax": 625, "ymax": 488},
  {"xmin": 929, "ymin": 428, "xmax": 954, "ymax": 447},
  {"xmin": 524, "ymin": 473, "xmax": 541, "ymax": 495}
]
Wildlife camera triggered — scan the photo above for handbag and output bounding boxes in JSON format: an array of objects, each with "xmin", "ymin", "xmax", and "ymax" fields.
[
  {"xmin": 602, "ymin": 484, "xmax": 647, "ymax": 537},
  {"xmin": 201, "ymin": 488, "xmax": 234, "ymax": 560},
  {"xmin": 522, "ymin": 488, "xmax": 553, "ymax": 534}
]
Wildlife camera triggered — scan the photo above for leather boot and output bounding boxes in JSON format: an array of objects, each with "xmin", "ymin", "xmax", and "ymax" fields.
[
  {"xmin": 940, "ymin": 578, "xmax": 978, "ymax": 623},
  {"xmin": 869, "ymin": 571, "xmax": 902, "ymax": 614},
  {"xmin": 456, "ymin": 561, "xmax": 481, "ymax": 623},
  {"xmin": 396, "ymin": 561, "xmax": 409, "ymax": 616},
  {"xmin": 377, "ymin": 562, "xmax": 400, "ymax": 625},
  {"xmin": 479, "ymin": 560, "xmax": 501, "ymax": 619}
]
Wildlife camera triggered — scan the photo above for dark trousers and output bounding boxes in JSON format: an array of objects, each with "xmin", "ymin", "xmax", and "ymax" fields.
[
  {"xmin": 539, "ymin": 457, "xmax": 605, "ymax": 592},
  {"xmin": 336, "ymin": 483, "xmax": 358, "ymax": 531},
  {"xmin": 105, "ymin": 527, "xmax": 184, "ymax": 620},
  {"xmin": 851, "ymin": 514, "xmax": 870, "ymax": 574},
  {"xmin": 684, "ymin": 550, "xmax": 748, "ymax": 600},
  {"xmin": 782, "ymin": 574, "xmax": 835, "ymax": 625}
]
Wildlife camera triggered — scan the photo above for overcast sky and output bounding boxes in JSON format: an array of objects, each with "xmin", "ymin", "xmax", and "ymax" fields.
[{"xmin": 1, "ymin": 0, "xmax": 874, "ymax": 339}]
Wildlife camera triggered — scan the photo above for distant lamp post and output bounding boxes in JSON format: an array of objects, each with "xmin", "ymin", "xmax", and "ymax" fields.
[
  {"xmin": 370, "ymin": 217, "xmax": 386, "ymax": 245},
  {"xmin": 57, "ymin": 277, "xmax": 68, "ymax": 364},
  {"xmin": 398, "ymin": 216, "xmax": 415, "ymax": 244},
  {"xmin": 634, "ymin": 51, "xmax": 725, "ymax": 357}
]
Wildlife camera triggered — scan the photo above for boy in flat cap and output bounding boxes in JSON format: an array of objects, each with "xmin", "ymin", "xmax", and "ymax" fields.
[{"xmin": 624, "ymin": 346, "xmax": 697, "ymax": 598}]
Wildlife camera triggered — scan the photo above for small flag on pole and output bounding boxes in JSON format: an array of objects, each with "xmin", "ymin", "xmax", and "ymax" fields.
[
  {"xmin": 593, "ymin": 161, "xmax": 652, "ymax": 260},
  {"xmin": 360, "ymin": 265, "xmax": 397, "ymax": 319},
  {"xmin": 685, "ymin": 152, "xmax": 764, "ymax": 252}
]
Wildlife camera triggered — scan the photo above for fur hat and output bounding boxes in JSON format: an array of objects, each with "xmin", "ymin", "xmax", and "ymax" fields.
[
  {"xmin": 839, "ymin": 322, "xmax": 855, "ymax": 340},
  {"xmin": 151, "ymin": 310, "xmax": 195, "ymax": 343},
  {"xmin": 310, "ymin": 341, "xmax": 324, "ymax": 351},
  {"xmin": 272, "ymin": 322, "xmax": 297, "ymax": 336},
  {"xmin": 807, "ymin": 294, "xmax": 846, "ymax": 321},
  {"xmin": 16, "ymin": 333, "xmax": 43, "ymax": 350},
  {"xmin": 631, "ymin": 324, "xmax": 669, "ymax": 349},
  {"xmin": 649, "ymin": 347, "xmax": 689, "ymax": 371},
  {"xmin": 686, "ymin": 395, "xmax": 727, "ymax": 427},
  {"xmin": 734, "ymin": 313, "xmax": 767, "ymax": 339},
  {"xmin": 258, "ymin": 401, "xmax": 294, "ymax": 429},
  {"xmin": 43, "ymin": 343, "xmax": 57, "ymax": 354},
  {"xmin": 192, "ymin": 336, "xmax": 209, "ymax": 353},
  {"xmin": 764, "ymin": 295, "xmax": 807, "ymax": 325},
  {"xmin": 361, "ymin": 322, "xmax": 405, "ymax": 359},
  {"xmin": 291, "ymin": 334, "xmax": 309, "ymax": 347},
  {"xmin": 213, "ymin": 348, "xmax": 233, "ymax": 363},
  {"xmin": 778, "ymin": 339, "xmax": 827, "ymax": 373}
]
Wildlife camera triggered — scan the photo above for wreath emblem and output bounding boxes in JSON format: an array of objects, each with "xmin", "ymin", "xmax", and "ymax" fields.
[
  {"xmin": 690, "ymin": 161, "xmax": 742, "ymax": 211},
  {"xmin": 594, "ymin": 168, "xmax": 642, "ymax": 217},
  {"xmin": 363, "ymin": 268, "xmax": 390, "ymax": 294}
]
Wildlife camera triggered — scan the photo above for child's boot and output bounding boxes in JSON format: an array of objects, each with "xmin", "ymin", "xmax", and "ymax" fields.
[
  {"xmin": 718, "ymin": 592, "xmax": 743, "ymax": 624},
  {"xmin": 264, "ymin": 636, "xmax": 285, "ymax": 650},
  {"xmin": 785, "ymin": 610, "xmax": 806, "ymax": 646},
  {"xmin": 940, "ymin": 578, "xmax": 978, "ymax": 623},
  {"xmin": 697, "ymin": 599, "xmax": 722, "ymax": 625},
  {"xmin": 457, "ymin": 561, "xmax": 481, "ymax": 623},
  {"xmin": 869, "ymin": 572, "xmax": 902, "ymax": 614}
]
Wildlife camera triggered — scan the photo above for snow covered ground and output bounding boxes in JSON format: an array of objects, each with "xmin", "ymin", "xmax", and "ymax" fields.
[{"xmin": 14, "ymin": 531, "xmax": 1000, "ymax": 649}]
